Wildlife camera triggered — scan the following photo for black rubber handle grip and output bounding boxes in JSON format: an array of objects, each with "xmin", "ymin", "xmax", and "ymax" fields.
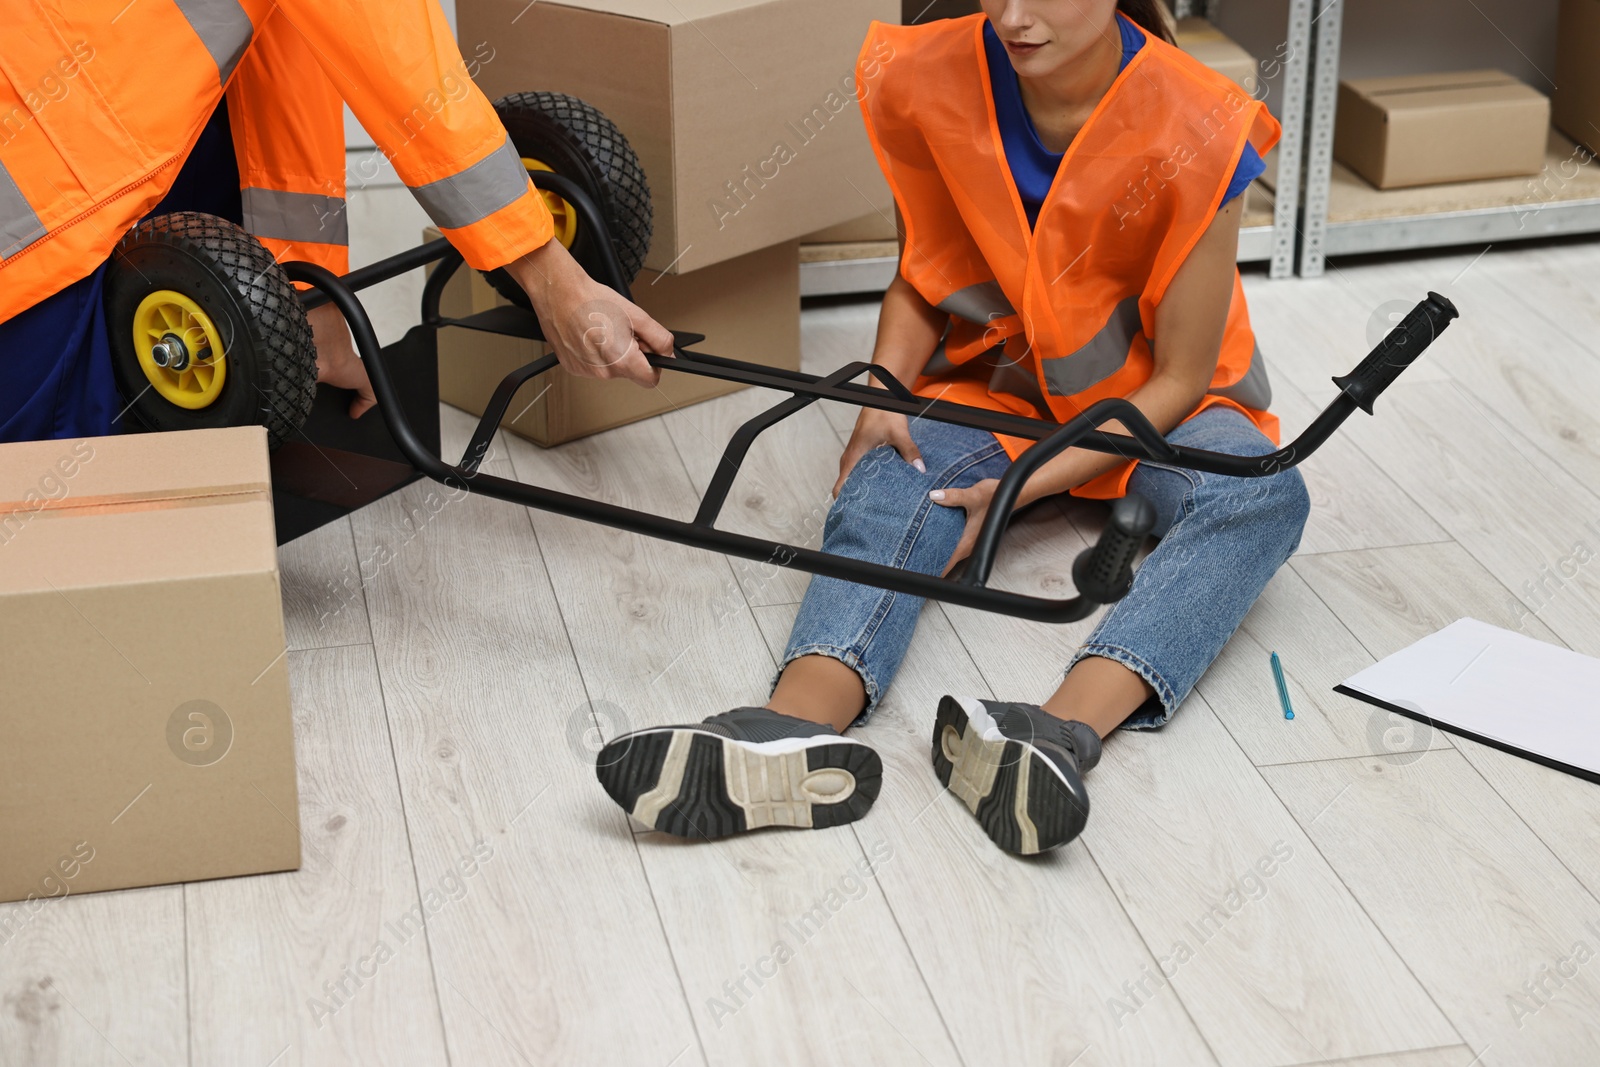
[
  {"xmin": 1071, "ymin": 493, "xmax": 1158, "ymax": 605},
  {"xmin": 1333, "ymin": 291, "xmax": 1460, "ymax": 414}
]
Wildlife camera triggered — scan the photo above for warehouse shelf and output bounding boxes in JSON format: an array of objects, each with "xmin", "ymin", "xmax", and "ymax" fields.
[
  {"xmin": 800, "ymin": 241, "xmax": 898, "ymax": 297},
  {"xmin": 1298, "ymin": 0, "xmax": 1600, "ymax": 275},
  {"xmin": 1318, "ymin": 130, "xmax": 1600, "ymax": 257}
]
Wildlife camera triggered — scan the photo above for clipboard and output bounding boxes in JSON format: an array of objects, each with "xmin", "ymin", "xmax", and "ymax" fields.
[{"xmin": 1335, "ymin": 618, "xmax": 1600, "ymax": 786}]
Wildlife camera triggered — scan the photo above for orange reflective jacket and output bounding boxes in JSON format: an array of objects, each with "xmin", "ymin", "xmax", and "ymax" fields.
[
  {"xmin": 857, "ymin": 15, "xmax": 1281, "ymax": 499},
  {"xmin": 0, "ymin": 1, "xmax": 554, "ymax": 324}
]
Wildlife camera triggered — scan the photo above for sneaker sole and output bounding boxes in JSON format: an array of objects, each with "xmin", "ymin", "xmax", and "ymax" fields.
[
  {"xmin": 595, "ymin": 728, "xmax": 882, "ymax": 839},
  {"xmin": 931, "ymin": 695, "xmax": 1089, "ymax": 855}
]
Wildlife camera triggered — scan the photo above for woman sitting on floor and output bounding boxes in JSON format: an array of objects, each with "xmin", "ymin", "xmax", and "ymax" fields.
[{"xmin": 595, "ymin": 0, "xmax": 1309, "ymax": 854}]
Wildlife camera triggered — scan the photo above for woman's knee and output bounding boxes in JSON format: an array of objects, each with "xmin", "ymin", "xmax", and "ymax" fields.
[{"xmin": 1193, "ymin": 465, "xmax": 1310, "ymax": 542}]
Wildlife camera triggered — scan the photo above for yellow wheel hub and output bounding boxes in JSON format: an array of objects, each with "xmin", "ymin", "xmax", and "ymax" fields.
[
  {"xmin": 132, "ymin": 290, "xmax": 226, "ymax": 409},
  {"xmin": 523, "ymin": 157, "xmax": 579, "ymax": 249}
]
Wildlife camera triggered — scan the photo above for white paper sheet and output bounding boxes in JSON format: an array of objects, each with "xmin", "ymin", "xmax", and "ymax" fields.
[{"xmin": 1339, "ymin": 618, "xmax": 1600, "ymax": 780}]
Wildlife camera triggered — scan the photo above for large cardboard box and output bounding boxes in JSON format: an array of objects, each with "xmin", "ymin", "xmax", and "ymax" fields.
[
  {"xmin": 0, "ymin": 427, "xmax": 299, "ymax": 909},
  {"xmin": 462, "ymin": 0, "xmax": 898, "ymax": 275},
  {"xmin": 1335, "ymin": 71, "xmax": 1550, "ymax": 189},
  {"xmin": 1554, "ymin": 0, "xmax": 1600, "ymax": 157},
  {"xmin": 435, "ymin": 234, "xmax": 801, "ymax": 446},
  {"xmin": 1174, "ymin": 17, "xmax": 1260, "ymax": 99},
  {"xmin": 901, "ymin": 0, "xmax": 977, "ymax": 21},
  {"xmin": 802, "ymin": 211, "xmax": 898, "ymax": 244}
]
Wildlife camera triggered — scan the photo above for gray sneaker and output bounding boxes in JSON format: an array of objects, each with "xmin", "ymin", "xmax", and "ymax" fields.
[
  {"xmin": 931, "ymin": 695, "xmax": 1100, "ymax": 855},
  {"xmin": 596, "ymin": 707, "xmax": 882, "ymax": 839}
]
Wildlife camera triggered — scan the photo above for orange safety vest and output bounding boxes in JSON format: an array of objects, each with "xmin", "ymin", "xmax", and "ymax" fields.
[
  {"xmin": 857, "ymin": 15, "xmax": 1281, "ymax": 499},
  {"xmin": 0, "ymin": 1, "xmax": 554, "ymax": 324}
]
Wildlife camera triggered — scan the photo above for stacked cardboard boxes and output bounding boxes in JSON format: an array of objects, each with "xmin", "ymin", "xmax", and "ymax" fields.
[
  {"xmin": 432, "ymin": 232, "xmax": 801, "ymax": 447},
  {"xmin": 455, "ymin": 0, "xmax": 896, "ymax": 443}
]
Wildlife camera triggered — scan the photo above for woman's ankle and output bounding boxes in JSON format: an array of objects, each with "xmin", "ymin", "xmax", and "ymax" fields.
[{"xmin": 767, "ymin": 654, "xmax": 868, "ymax": 734}]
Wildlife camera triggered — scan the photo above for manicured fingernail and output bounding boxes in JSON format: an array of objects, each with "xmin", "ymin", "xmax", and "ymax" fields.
[
  {"xmin": 913, "ymin": 458, "xmax": 927, "ymax": 473},
  {"xmin": 928, "ymin": 489, "xmax": 945, "ymax": 501}
]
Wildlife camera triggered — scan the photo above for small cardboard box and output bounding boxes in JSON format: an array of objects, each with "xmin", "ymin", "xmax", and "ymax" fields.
[
  {"xmin": 1174, "ymin": 18, "xmax": 1260, "ymax": 99},
  {"xmin": 433, "ymin": 232, "xmax": 801, "ymax": 446},
  {"xmin": 1554, "ymin": 0, "xmax": 1600, "ymax": 157},
  {"xmin": 1335, "ymin": 71, "xmax": 1550, "ymax": 189},
  {"xmin": 0, "ymin": 427, "xmax": 299, "ymax": 908},
  {"xmin": 462, "ymin": 0, "xmax": 898, "ymax": 275}
]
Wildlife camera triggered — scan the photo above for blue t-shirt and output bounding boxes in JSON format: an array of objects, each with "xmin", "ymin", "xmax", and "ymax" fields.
[{"xmin": 984, "ymin": 14, "xmax": 1264, "ymax": 228}]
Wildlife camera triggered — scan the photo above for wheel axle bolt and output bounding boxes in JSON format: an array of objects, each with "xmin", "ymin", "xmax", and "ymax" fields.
[{"xmin": 151, "ymin": 333, "xmax": 190, "ymax": 371}]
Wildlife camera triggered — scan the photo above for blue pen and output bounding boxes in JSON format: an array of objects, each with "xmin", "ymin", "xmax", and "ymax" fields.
[{"xmin": 1270, "ymin": 651, "xmax": 1294, "ymax": 720}]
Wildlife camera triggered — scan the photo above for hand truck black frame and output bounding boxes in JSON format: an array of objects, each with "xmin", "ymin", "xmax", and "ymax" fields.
[{"xmin": 279, "ymin": 171, "xmax": 1459, "ymax": 624}]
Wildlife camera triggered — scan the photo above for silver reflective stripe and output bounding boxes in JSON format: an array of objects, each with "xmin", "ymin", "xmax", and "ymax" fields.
[
  {"xmin": 0, "ymin": 158, "xmax": 46, "ymax": 259},
  {"xmin": 937, "ymin": 280, "xmax": 1016, "ymax": 323},
  {"xmin": 409, "ymin": 138, "xmax": 531, "ymax": 231},
  {"xmin": 172, "ymin": 0, "xmax": 253, "ymax": 84},
  {"xmin": 924, "ymin": 338, "xmax": 956, "ymax": 376},
  {"xmin": 983, "ymin": 338, "xmax": 1050, "ymax": 417},
  {"xmin": 242, "ymin": 187, "xmax": 348, "ymax": 246},
  {"xmin": 920, "ymin": 336, "xmax": 1051, "ymax": 419},
  {"xmin": 1041, "ymin": 295, "xmax": 1142, "ymax": 397},
  {"xmin": 1209, "ymin": 345, "xmax": 1273, "ymax": 409}
]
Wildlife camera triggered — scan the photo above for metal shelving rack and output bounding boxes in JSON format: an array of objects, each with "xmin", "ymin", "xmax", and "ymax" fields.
[
  {"xmin": 1174, "ymin": 0, "xmax": 1314, "ymax": 280},
  {"xmin": 800, "ymin": 0, "xmax": 1315, "ymax": 294},
  {"xmin": 1298, "ymin": 0, "xmax": 1600, "ymax": 276}
]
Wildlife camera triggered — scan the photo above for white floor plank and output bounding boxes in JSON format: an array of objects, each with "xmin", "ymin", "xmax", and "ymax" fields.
[
  {"xmin": 501, "ymin": 413, "xmax": 962, "ymax": 1067},
  {"xmin": 1266, "ymin": 379, "xmax": 1449, "ymax": 556},
  {"xmin": 278, "ymin": 517, "xmax": 372, "ymax": 651},
  {"xmin": 1242, "ymin": 273, "xmax": 1451, "ymax": 405},
  {"xmin": 1300, "ymin": 1046, "xmax": 1476, "ymax": 1067},
  {"xmin": 929, "ymin": 499, "xmax": 1459, "ymax": 1064},
  {"xmin": 1336, "ymin": 250, "xmax": 1600, "ymax": 509},
  {"xmin": 1083, "ymin": 690, "xmax": 1461, "ymax": 1066},
  {"xmin": 661, "ymin": 387, "xmax": 845, "ymax": 608},
  {"xmin": 1296, "ymin": 541, "xmax": 1600, "ymax": 908},
  {"xmin": 0, "ymin": 886, "xmax": 185, "ymax": 1067},
  {"xmin": 1261, "ymin": 750, "xmax": 1600, "ymax": 1066},
  {"xmin": 1329, "ymin": 380, "xmax": 1600, "ymax": 656},
  {"xmin": 749, "ymin": 601, "xmax": 1221, "ymax": 1067},
  {"xmin": 186, "ymin": 645, "xmax": 447, "ymax": 1067},
  {"xmin": 1474, "ymin": 238, "xmax": 1600, "ymax": 339},
  {"xmin": 799, "ymin": 300, "xmax": 892, "ymax": 443},
  {"xmin": 355, "ymin": 408, "xmax": 700, "ymax": 1066},
  {"xmin": 1194, "ymin": 564, "xmax": 1455, "ymax": 768}
]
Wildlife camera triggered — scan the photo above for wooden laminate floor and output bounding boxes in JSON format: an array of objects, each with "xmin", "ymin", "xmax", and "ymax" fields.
[{"xmin": 6, "ymin": 237, "xmax": 1600, "ymax": 1066}]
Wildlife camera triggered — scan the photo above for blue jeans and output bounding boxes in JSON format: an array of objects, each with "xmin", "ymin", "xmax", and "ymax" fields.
[{"xmin": 774, "ymin": 406, "xmax": 1311, "ymax": 729}]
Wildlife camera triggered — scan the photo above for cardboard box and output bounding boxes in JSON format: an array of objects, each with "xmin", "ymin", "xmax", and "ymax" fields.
[
  {"xmin": 1174, "ymin": 18, "xmax": 1259, "ymax": 99},
  {"xmin": 901, "ymin": 0, "xmax": 978, "ymax": 21},
  {"xmin": 802, "ymin": 211, "xmax": 898, "ymax": 244},
  {"xmin": 0, "ymin": 427, "xmax": 299, "ymax": 908},
  {"xmin": 1554, "ymin": 0, "xmax": 1600, "ymax": 157},
  {"xmin": 434, "ymin": 233, "xmax": 801, "ymax": 446},
  {"xmin": 1335, "ymin": 71, "xmax": 1550, "ymax": 189},
  {"xmin": 463, "ymin": 0, "xmax": 898, "ymax": 275}
]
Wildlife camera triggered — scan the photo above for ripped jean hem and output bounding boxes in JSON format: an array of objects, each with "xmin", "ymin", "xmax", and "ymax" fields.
[
  {"xmin": 769, "ymin": 644, "xmax": 883, "ymax": 726},
  {"xmin": 1063, "ymin": 643, "xmax": 1181, "ymax": 730}
]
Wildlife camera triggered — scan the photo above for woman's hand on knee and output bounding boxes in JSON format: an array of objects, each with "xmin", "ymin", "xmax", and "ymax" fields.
[
  {"xmin": 833, "ymin": 410, "xmax": 926, "ymax": 498},
  {"xmin": 930, "ymin": 478, "xmax": 999, "ymax": 576}
]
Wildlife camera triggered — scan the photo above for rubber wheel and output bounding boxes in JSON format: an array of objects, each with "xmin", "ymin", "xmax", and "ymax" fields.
[
  {"xmin": 105, "ymin": 211, "xmax": 317, "ymax": 449},
  {"xmin": 484, "ymin": 91, "xmax": 653, "ymax": 305}
]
